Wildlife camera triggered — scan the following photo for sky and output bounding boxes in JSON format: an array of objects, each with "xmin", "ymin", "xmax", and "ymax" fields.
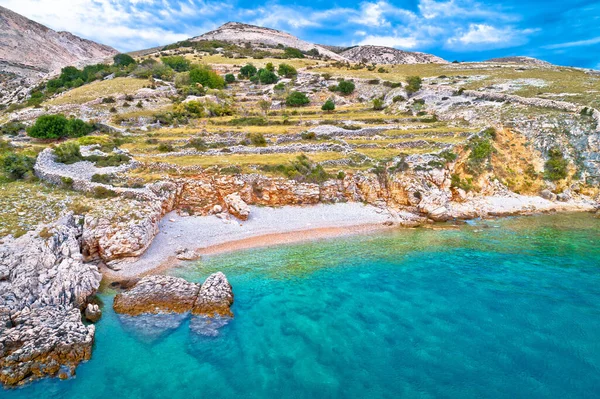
[{"xmin": 1, "ymin": 0, "xmax": 599, "ymax": 69}]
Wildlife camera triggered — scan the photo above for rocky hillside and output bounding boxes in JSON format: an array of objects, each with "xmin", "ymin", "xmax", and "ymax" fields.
[
  {"xmin": 341, "ymin": 45, "xmax": 448, "ymax": 64},
  {"xmin": 486, "ymin": 56, "xmax": 552, "ymax": 67},
  {"xmin": 0, "ymin": 6, "xmax": 117, "ymax": 76},
  {"xmin": 192, "ymin": 22, "xmax": 346, "ymax": 61}
]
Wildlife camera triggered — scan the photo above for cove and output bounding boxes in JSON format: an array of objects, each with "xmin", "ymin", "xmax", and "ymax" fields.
[{"xmin": 6, "ymin": 213, "xmax": 600, "ymax": 399}]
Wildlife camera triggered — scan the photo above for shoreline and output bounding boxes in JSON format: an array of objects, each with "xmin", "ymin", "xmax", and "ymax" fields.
[{"xmin": 101, "ymin": 203, "xmax": 396, "ymax": 280}]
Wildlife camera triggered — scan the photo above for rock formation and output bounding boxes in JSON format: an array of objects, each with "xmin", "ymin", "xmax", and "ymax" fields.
[
  {"xmin": 224, "ymin": 192, "xmax": 250, "ymax": 221},
  {"xmin": 113, "ymin": 273, "xmax": 233, "ymax": 317},
  {"xmin": 341, "ymin": 45, "xmax": 447, "ymax": 65},
  {"xmin": 0, "ymin": 214, "xmax": 102, "ymax": 386}
]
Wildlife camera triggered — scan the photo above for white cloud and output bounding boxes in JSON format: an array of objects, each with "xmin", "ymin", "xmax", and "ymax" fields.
[
  {"xmin": 446, "ymin": 24, "xmax": 535, "ymax": 50},
  {"xmin": 544, "ymin": 36, "xmax": 600, "ymax": 50},
  {"xmin": 358, "ymin": 35, "xmax": 419, "ymax": 49}
]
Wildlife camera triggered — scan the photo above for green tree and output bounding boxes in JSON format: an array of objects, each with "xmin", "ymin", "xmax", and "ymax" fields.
[
  {"xmin": 321, "ymin": 99, "xmax": 335, "ymax": 112},
  {"xmin": 257, "ymin": 68, "xmax": 279, "ymax": 84},
  {"xmin": 286, "ymin": 91, "xmax": 310, "ymax": 107},
  {"xmin": 113, "ymin": 53, "xmax": 136, "ymax": 67},
  {"xmin": 161, "ymin": 56, "xmax": 191, "ymax": 72},
  {"xmin": 66, "ymin": 119, "xmax": 94, "ymax": 138},
  {"xmin": 337, "ymin": 80, "xmax": 355, "ymax": 95},
  {"xmin": 189, "ymin": 65, "xmax": 225, "ymax": 89},
  {"xmin": 405, "ymin": 76, "xmax": 422, "ymax": 95},
  {"xmin": 277, "ymin": 63, "xmax": 297, "ymax": 78},
  {"xmin": 239, "ymin": 63, "xmax": 257, "ymax": 79}
]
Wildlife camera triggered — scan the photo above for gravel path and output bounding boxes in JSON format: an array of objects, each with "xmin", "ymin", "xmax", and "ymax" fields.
[{"xmin": 109, "ymin": 203, "xmax": 394, "ymax": 278}]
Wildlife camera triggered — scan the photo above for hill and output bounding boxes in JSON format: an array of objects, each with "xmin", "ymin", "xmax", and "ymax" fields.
[
  {"xmin": 485, "ymin": 56, "xmax": 552, "ymax": 67},
  {"xmin": 341, "ymin": 45, "xmax": 448, "ymax": 65},
  {"xmin": 191, "ymin": 22, "xmax": 346, "ymax": 61}
]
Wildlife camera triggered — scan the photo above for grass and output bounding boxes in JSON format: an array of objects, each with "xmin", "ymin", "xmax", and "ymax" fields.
[
  {"xmin": 46, "ymin": 77, "xmax": 150, "ymax": 106},
  {"xmin": 188, "ymin": 54, "xmax": 322, "ymax": 70}
]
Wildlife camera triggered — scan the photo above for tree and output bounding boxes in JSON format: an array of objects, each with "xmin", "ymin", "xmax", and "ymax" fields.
[
  {"xmin": 161, "ymin": 56, "xmax": 191, "ymax": 72},
  {"xmin": 277, "ymin": 63, "xmax": 297, "ymax": 78},
  {"xmin": 225, "ymin": 73, "xmax": 236, "ymax": 83},
  {"xmin": 321, "ymin": 99, "xmax": 335, "ymax": 112},
  {"xmin": 239, "ymin": 63, "xmax": 257, "ymax": 79},
  {"xmin": 337, "ymin": 80, "xmax": 355, "ymax": 95},
  {"xmin": 189, "ymin": 65, "xmax": 225, "ymax": 89},
  {"xmin": 405, "ymin": 76, "xmax": 422, "ymax": 95},
  {"xmin": 286, "ymin": 91, "xmax": 310, "ymax": 107},
  {"xmin": 257, "ymin": 68, "xmax": 278, "ymax": 84},
  {"xmin": 113, "ymin": 53, "xmax": 136, "ymax": 67},
  {"xmin": 284, "ymin": 47, "xmax": 304, "ymax": 59}
]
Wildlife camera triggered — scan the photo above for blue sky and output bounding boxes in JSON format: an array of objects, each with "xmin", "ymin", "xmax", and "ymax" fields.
[{"xmin": 2, "ymin": 0, "xmax": 599, "ymax": 68}]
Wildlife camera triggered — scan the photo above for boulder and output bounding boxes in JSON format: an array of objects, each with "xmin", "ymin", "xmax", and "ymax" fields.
[
  {"xmin": 540, "ymin": 189, "xmax": 557, "ymax": 201},
  {"xmin": 113, "ymin": 273, "xmax": 234, "ymax": 317},
  {"xmin": 193, "ymin": 272, "xmax": 234, "ymax": 317},
  {"xmin": 224, "ymin": 192, "xmax": 250, "ymax": 221},
  {"xmin": 85, "ymin": 303, "xmax": 102, "ymax": 323}
]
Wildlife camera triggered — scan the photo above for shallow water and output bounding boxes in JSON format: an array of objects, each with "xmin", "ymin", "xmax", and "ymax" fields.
[{"xmin": 7, "ymin": 214, "xmax": 600, "ymax": 398}]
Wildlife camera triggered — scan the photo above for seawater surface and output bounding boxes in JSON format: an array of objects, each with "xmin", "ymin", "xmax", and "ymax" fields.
[{"xmin": 6, "ymin": 213, "xmax": 600, "ymax": 398}]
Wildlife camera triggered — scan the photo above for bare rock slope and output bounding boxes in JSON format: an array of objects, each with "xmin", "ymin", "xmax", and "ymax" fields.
[
  {"xmin": 485, "ymin": 56, "xmax": 552, "ymax": 67},
  {"xmin": 341, "ymin": 45, "xmax": 448, "ymax": 64},
  {"xmin": 192, "ymin": 22, "xmax": 346, "ymax": 61}
]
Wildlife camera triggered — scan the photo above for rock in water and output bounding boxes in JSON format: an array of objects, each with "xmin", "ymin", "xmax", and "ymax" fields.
[
  {"xmin": 224, "ymin": 192, "xmax": 250, "ymax": 221},
  {"xmin": 113, "ymin": 275, "xmax": 200, "ymax": 315},
  {"xmin": 85, "ymin": 303, "xmax": 102, "ymax": 323},
  {"xmin": 0, "ymin": 214, "xmax": 101, "ymax": 387},
  {"xmin": 193, "ymin": 272, "xmax": 234, "ymax": 317},
  {"xmin": 113, "ymin": 273, "xmax": 234, "ymax": 317}
]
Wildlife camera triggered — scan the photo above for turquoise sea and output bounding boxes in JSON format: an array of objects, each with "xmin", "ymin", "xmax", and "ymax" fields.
[{"xmin": 6, "ymin": 213, "xmax": 600, "ymax": 398}]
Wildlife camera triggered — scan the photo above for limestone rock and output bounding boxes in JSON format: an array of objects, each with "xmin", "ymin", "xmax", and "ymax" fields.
[
  {"xmin": 193, "ymin": 272, "xmax": 234, "ymax": 317},
  {"xmin": 113, "ymin": 275, "xmax": 199, "ymax": 316},
  {"xmin": 0, "ymin": 215, "xmax": 101, "ymax": 387},
  {"xmin": 175, "ymin": 246, "xmax": 200, "ymax": 261},
  {"xmin": 85, "ymin": 304, "xmax": 102, "ymax": 323},
  {"xmin": 224, "ymin": 192, "xmax": 250, "ymax": 221},
  {"xmin": 540, "ymin": 189, "xmax": 557, "ymax": 201}
]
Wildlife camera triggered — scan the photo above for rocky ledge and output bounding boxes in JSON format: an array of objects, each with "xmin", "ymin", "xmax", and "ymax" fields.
[
  {"xmin": 0, "ymin": 214, "xmax": 102, "ymax": 387},
  {"xmin": 113, "ymin": 273, "xmax": 234, "ymax": 317}
]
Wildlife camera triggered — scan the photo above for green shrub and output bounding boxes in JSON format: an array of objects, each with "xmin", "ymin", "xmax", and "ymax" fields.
[
  {"xmin": 405, "ymin": 76, "xmax": 422, "ymax": 95},
  {"xmin": 337, "ymin": 80, "xmax": 355, "ymax": 95},
  {"xmin": 466, "ymin": 136, "xmax": 494, "ymax": 174},
  {"xmin": 158, "ymin": 143, "xmax": 174, "ymax": 152},
  {"xmin": 286, "ymin": 91, "xmax": 310, "ymax": 107},
  {"xmin": 54, "ymin": 142, "xmax": 83, "ymax": 164},
  {"xmin": 544, "ymin": 147, "xmax": 569, "ymax": 181},
  {"xmin": 301, "ymin": 131, "xmax": 317, "ymax": 140},
  {"xmin": 321, "ymin": 99, "xmax": 335, "ymax": 111},
  {"xmin": 229, "ymin": 117, "xmax": 268, "ymax": 126},
  {"xmin": 27, "ymin": 115, "xmax": 69, "ymax": 139},
  {"xmin": 261, "ymin": 154, "xmax": 330, "ymax": 183},
  {"xmin": 439, "ymin": 150, "xmax": 457, "ymax": 163},
  {"xmin": 257, "ymin": 68, "xmax": 278, "ymax": 84},
  {"xmin": 189, "ymin": 65, "xmax": 225, "ymax": 89},
  {"xmin": 113, "ymin": 54, "xmax": 136, "ymax": 67},
  {"xmin": 244, "ymin": 133, "xmax": 267, "ymax": 146},
  {"xmin": 225, "ymin": 73, "xmax": 236, "ymax": 83},
  {"xmin": 0, "ymin": 122, "xmax": 26, "ymax": 136},
  {"xmin": 373, "ymin": 98, "xmax": 384, "ymax": 110},
  {"xmin": 91, "ymin": 174, "xmax": 111, "ymax": 184},
  {"xmin": 87, "ymin": 153, "xmax": 130, "ymax": 167},
  {"xmin": 1, "ymin": 153, "xmax": 35, "ymax": 180},
  {"xmin": 283, "ymin": 47, "xmax": 304, "ymax": 59},
  {"xmin": 451, "ymin": 174, "xmax": 473, "ymax": 191},
  {"xmin": 66, "ymin": 119, "xmax": 94, "ymax": 138},
  {"xmin": 277, "ymin": 63, "xmax": 297, "ymax": 78},
  {"xmin": 161, "ymin": 56, "xmax": 190, "ymax": 72},
  {"xmin": 392, "ymin": 95, "xmax": 405, "ymax": 103},
  {"xmin": 92, "ymin": 186, "xmax": 118, "ymax": 199},
  {"xmin": 61, "ymin": 176, "xmax": 74, "ymax": 188},
  {"xmin": 239, "ymin": 64, "xmax": 257, "ymax": 79},
  {"xmin": 186, "ymin": 138, "xmax": 208, "ymax": 151}
]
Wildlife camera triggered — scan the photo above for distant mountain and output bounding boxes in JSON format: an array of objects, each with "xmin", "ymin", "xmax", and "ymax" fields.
[
  {"xmin": 0, "ymin": 5, "xmax": 117, "ymax": 80},
  {"xmin": 341, "ymin": 45, "xmax": 448, "ymax": 65},
  {"xmin": 485, "ymin": 56, "xmax": 552, "ymax": 67},
  {"xmin": 191, "ymin": 22, "xmax": 346, "ymax": 61}
]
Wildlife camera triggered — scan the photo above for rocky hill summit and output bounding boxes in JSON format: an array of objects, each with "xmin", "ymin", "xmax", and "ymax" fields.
[
  {"xmin": 341, "ymin": 45, "xmax": 448, "ymax": 64},
  {"xmin": 0, "ymin": 6, "xmax": 117, "ymax": 77},
  {"xmin": 486, "ymin": 56, "xmax": 552, "ymax": 67},
  {"xmin": 192, "ymin": 22, "xmax": 346, "ymax": 61}
]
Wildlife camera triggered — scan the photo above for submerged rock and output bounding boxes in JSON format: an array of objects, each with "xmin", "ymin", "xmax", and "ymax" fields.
[
  {"xmin": 113, "ymin": 273, "xmax": 233, "ymax": 317},
  {"xmin": 0, "ymin": 215, "xmax": 101, "ymax": 387}
]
